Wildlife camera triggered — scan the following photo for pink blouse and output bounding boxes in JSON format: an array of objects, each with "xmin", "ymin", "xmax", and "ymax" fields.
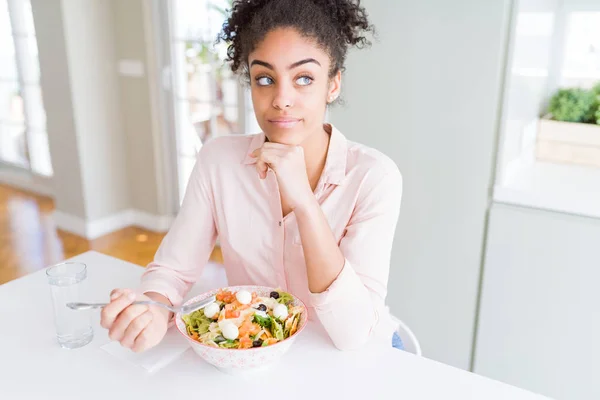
[{"xmin": 140, "ymin": 124, "xmax": 403, "ymax": 350}]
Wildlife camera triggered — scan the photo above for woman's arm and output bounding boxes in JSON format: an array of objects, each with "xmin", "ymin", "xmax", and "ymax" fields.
[
  {"xmin": 100, "ymin": 145, "xmax": 218, "ymax": 353},
  {"xmin": 250, "ymin": 143, "xmax": 346, "ymax": 293},
  {"xmin": 297, "ymin": 166, "xmax": 402, "ymax": 350},
  {"xmin": 294, "ymin": 199, "xmax": 345, "ymax": 293},
  {"xmin": 251, "ymin": 142, "xmax": 402, "ymax": 350}
]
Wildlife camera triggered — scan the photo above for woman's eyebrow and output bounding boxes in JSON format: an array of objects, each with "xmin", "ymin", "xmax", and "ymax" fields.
[
  {"xmin": 250, "ymin": 60, "xmax": 274, "ymax": 70},
  {"xmin": 288, "ymin": 58, "xmax": 321, "ymax": 69},
  {"xmin": 250, "ymin": 58, "xmax": 321, "ymax": 70}
]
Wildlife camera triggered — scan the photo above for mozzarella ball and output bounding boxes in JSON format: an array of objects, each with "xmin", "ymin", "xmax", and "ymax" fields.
[
  {"xmin": 203, "ymin": 303, "xmax": 220, "ymax": 319},
  {"xmin": 221, "ymin": 322, "xmax": 239, "ymax": 340},
  {"xmin": 235, "ymin": 290, "xmax": 252, "ymax": 305},
  {"xmin": 273, "ymin": 304, "xmax": 288, "ymax": 320}
]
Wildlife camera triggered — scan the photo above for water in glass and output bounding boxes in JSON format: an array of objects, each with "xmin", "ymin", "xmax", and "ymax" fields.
[{"xmin": 47, "ymin": 263, "xmax": 93, "ymax": 349}]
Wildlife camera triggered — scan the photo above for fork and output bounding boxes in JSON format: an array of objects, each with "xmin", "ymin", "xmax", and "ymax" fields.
[{"xmin": 66, "ymin": 295, "xmax": 217, "ymax": 315}]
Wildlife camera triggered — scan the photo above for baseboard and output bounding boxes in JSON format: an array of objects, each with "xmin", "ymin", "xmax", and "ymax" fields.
[
  {"xmin": 131, "ymin": 210, "xmax": 174, "ymax": 232},
  {"xmin": 53, "ymin": 209, "xmax": 174, "ymax": 240},
  {"xmin": 86, "ymin": 209, "xmax": 136, "ymax": 239},
  {"xmin": 53, "ymin": 210, "xmax": 89, "ymax": 238},
  {"xmin": 0, "ymin": 170, "xmax": 175, "ymax": 238}
]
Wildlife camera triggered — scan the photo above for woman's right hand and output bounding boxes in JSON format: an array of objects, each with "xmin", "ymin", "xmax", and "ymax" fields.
[{"xmin": 100, "ymin": 289, "xmax": 171, "ymax": 352}]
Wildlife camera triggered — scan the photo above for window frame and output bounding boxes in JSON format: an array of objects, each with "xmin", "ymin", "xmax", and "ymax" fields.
[{"xmin": 1, "ymin": 0, "xmax": 52, "ymax": 178}]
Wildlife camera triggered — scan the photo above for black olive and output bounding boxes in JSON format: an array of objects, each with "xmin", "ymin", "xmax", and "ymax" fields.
[
  {"xmin": 214, "ymin": 335, "xmax": 226, "ymax": 343},
  {"xmin": 270, "ymin": 291, "xmax": 280, "ymax": 299},
  {"xmin": 252, "ymin": 339, "xmax": 263, "ymax": 348},
  {"xmin": 257, "ymin": 304, "xmax": 267, "ymax": 311}
]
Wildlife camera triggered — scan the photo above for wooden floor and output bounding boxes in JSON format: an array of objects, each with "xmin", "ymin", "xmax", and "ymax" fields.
[{"xmin": 0, "ymin": 184, "xmax": 222, "ymax": 285}]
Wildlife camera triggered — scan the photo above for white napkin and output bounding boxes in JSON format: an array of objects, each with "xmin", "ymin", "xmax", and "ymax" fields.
[{"xmin": 101, "ymin": 327, "xmax": 190, "ymax": 373}]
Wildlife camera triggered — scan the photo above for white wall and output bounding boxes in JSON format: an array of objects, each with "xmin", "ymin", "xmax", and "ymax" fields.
[
  {"xmin": 112, "ymin": 0, "xmax": 164, "ymax": 217},
  {"xmin": 61, "ymin": 0, "xmax": 130, "ymax": 221},
  {"xmin": 330, "ymin": 0, "xmax": 512, "ymax": 369},
  {"xmin": 474, "ymin": 203, "xmax": 600, "ymax": 400}
]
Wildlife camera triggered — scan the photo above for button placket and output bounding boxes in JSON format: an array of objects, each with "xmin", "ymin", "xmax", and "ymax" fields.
[{"xmin": 268, "ymin": 172, "xmax": 287, "ymax": 288}]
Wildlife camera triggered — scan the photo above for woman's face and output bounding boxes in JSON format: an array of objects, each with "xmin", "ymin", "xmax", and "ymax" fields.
[{"xmin": 248, "ymin": 28, "xmax": 341, "ymax": 145}]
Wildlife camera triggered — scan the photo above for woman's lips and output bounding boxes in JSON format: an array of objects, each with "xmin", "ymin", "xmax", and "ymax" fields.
[{"xmin": 268, "ymin": 118, "xmax": 302, "ymax": 129}]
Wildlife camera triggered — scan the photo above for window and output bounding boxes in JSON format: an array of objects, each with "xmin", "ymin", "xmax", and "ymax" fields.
[
  {"xmin": 560, "ymin": 11, "xmax": 600, "ymax": 88},
  {"xmin": 166, "ymin": 0, "xmax": 259, "ymax": 203},
  {"xmin": 0, "ymin": 0, "xmax": 52, "ymax": 176},
  {"xmin": 493, "ymin": 3, "xmax": 600, "ymax": 219}
]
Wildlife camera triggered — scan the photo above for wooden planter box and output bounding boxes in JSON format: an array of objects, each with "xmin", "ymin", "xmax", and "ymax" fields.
[{"xmin": 536, "ymin": 114, "xmax": 600, "ymax": 168}]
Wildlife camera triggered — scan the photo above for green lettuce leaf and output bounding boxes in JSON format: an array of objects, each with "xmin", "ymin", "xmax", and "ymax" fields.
[{"xmin": 253, "ymin": 313, "xmax": 272, "ymax": 329}]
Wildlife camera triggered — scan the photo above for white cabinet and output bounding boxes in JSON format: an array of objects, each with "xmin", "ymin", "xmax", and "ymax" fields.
[{"xmin": 474, "ymin": 203, "xmax": 600, "ymax": 399}]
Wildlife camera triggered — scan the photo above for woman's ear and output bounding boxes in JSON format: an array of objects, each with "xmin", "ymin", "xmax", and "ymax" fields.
[{"xmin": 327, "ymin": 70, "xmax": 342, "ymax": 103}]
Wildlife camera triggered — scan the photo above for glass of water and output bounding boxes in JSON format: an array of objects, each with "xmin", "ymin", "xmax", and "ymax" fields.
[{"xmin": 46, "ymin": 262, "xmax": 94, "ymax": 349}]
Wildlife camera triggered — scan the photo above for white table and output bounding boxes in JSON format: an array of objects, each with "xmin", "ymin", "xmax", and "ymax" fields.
[{"xmin": 0, "ymin": 251, "xmax": 551, "ymax": 399}]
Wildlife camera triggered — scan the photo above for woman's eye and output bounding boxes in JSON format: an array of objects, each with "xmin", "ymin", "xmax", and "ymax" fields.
[
  {"xmin": 296, "ymin": 76, "xmax": 313, "ymax": 86},
  {"xmin": 256, "ymin": 76, "xmax": 273, "ymax": 86}
]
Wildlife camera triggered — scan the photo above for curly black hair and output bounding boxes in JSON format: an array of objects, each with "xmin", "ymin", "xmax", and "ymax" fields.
[{"xmin": 217, "ymin": 0, "xmax": 375, "ymax": 79}]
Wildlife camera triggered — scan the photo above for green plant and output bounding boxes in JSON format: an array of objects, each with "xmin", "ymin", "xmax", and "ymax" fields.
[
  {"xmin": 548, "ymin": 87, "xmax": 597, "ymax": 123},
  {"xmin": 593, "ymin": 83, "xmax": 600, "ymax": 125}
]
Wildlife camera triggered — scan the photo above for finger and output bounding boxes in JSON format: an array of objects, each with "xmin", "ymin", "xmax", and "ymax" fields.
[
  {"xmin": 261, "ymin": 142, "xmax": 295, "ymax": 150},
  {"xmin": 255, "ymin": 151, "xmax": 286, "ymax": 178},
  {"xmin": 251, "ymin": 145, "xmax": 291, "ymax": 159},
  {"xmin": 252, "ymin": 147, "xmax": 289, "ymax": 179},
  {"xmin": 257, "ymin": 146, "xmax": 291, "ymax": 158},
  {"xmin": 255, "ymin": 159, "xmax": 268, "ymax": 179},
  {"xmin": 108, "ymin": 303, "xmax": 149, "ymax": 342},
  {"xmin": 120, "ymin": 310, "xmax": 153, "ymax": 349},
  {"xmin": 110, "ymin": 288, "xmax": 124, "ymax": 300},
  {"xmin": 132, "ymin": 329, "xmax": 153, "ymax": 353},
  {"xmin": 250, "ymin": 148, "xmax": 268, "ymax": 179},
  {"xmin": 291, "ymin": 145, "xmax": 303, "ymax": 157},
  {"xmin": 256, "ymin": 152, "xmax": 280, "ymax": 166},
  {"xmin": 100, "ymin": 290, "xmax": 137, "ymax": 329},
  {"xmin": 250, "ymin": 147, "xmax": 261, "ymax": 158}
]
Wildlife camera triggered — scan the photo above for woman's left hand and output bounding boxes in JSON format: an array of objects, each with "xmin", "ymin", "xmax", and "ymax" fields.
[{"xmin": 250, "ymin": 142, "xmax": 314, "ymax": 212}]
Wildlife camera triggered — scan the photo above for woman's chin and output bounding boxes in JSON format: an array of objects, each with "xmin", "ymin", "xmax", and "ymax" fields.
[{"xmin": 264, "ymin": 128, "xmax": 305, "ymax": 146}]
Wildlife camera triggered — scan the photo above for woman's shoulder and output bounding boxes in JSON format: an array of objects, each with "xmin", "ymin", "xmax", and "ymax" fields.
[
  {"xmin": 342, "ymin": 139, "xmax": 403, "ymax": 207},
  {"xmin": 196, "ymin": 134, "xmax": 259, "ymax": 166},
  {"xmin": 345, "ymin": 139, "xmax": 402, "ymax": 183}
]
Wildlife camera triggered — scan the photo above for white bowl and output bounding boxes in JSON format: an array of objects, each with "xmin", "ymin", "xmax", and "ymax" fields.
[{"xmin": 175, "ymin": 285, "xmax": 308, "ymax": 374}]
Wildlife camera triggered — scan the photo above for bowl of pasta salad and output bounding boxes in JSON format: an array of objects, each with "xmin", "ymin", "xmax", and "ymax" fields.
[{"xmin": 175, "ymin": 285, "xmax": 307, "ymax": 374}]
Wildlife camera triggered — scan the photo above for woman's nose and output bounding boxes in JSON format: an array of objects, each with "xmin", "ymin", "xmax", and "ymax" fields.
[{"xmin": 272, "ymin": 85, "xmax": 294, "ymax": 110}]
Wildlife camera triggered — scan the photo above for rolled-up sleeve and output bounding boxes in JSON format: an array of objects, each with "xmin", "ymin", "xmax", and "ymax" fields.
[
  {"xmin": 309, "ymin": 164, "xmax": 402, "ymax": 350},
  {"xmin": 139, "ymin": 147, "xmax": 217, "ymax": 306}
]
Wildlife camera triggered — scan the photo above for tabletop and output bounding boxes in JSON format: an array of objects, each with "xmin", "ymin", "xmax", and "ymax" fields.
[{"xmin": 0, "ymin": 251, "xmax": 552, "ymax": 399}]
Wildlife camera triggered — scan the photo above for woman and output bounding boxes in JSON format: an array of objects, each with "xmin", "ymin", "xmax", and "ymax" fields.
[{"xmin": 100, "ymin": 0, "xmax": 404, "ymax": 353}]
